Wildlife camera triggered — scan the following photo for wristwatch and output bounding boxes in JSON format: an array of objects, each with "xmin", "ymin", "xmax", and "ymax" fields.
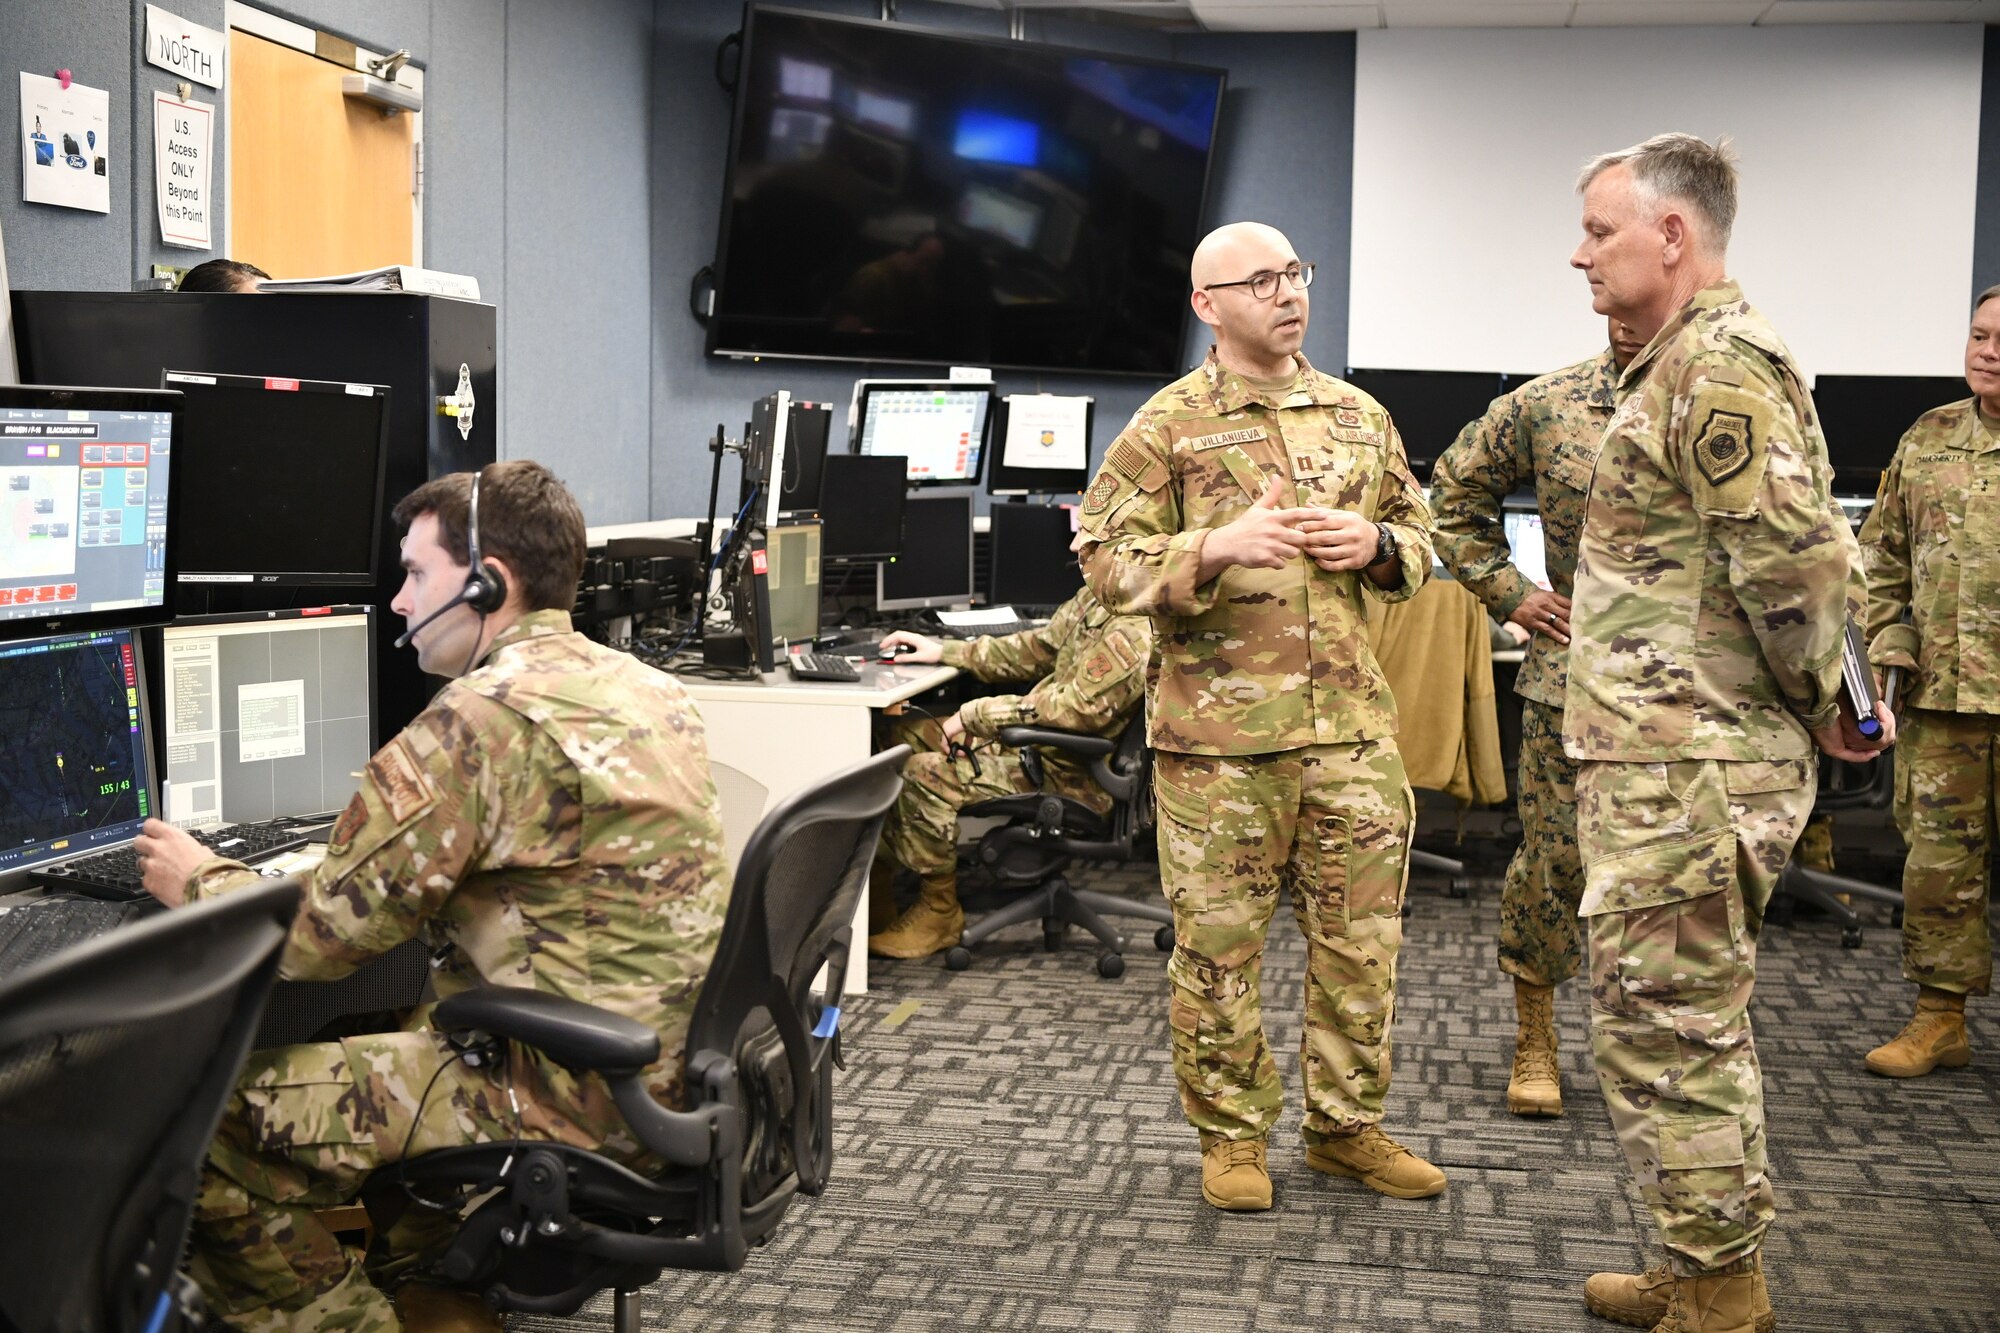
[{"xmin": 1368, "ymin": 522, "xmax": 1399, "ymax": 569}]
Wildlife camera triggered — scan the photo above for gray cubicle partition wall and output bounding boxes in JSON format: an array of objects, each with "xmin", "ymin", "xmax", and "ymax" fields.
[{"xmin": 9, "ymin": 290, "xmax": 497, "ymax": 741}]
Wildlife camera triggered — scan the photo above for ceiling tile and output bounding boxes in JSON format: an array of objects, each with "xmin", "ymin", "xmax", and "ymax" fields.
[
  {"xmin": 1571, "ymin": 1, "xmax": 1769, "ymax": 22},
  {"xmin": 1381, "ymin": 2, "xmax": 1578, "ymax": 26},
  {"xmin": 1757, "ymin": 0, "xmax": 1978, "ymax": 22},
  {"xmin": 1191, "ymin": 2, "xmax": 1384, "ymax": 29}
]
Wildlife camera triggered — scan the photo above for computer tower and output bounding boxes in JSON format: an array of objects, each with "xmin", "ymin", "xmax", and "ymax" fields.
[{"xmin": 10, "ymin": 290, "xmax": 497, "ymax": 740}]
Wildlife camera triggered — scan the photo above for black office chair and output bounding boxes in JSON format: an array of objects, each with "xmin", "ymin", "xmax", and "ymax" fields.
[
  {"xmin": 1769, "ymin": 750, "xmax": 1903, "ymax": 948},
  {"xmin": 369, "ymin": 745, "xmax": 907, "ymax": 1331},
  {"xmin": 0, "ymin": 877, "xmax": 302, "ymax": 1333},
  {"xmin": 949, "ymin": 712, "xmax": 1174, "ymax": 978}
]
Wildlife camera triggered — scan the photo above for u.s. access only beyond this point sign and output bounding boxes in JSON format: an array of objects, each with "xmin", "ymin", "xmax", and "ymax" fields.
[
  {"xmin": 145, "ymin": 5, "xmax": 225, "ymax": 89},
  {"xmin": 154, "ymin": 92, "xmax": 214, "ymax": 250}
]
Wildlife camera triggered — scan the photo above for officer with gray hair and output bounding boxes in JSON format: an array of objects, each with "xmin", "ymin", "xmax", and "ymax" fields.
[{"xmin": 1562, "ymin": 132, "xmax": 1892, "ymax": 1333}]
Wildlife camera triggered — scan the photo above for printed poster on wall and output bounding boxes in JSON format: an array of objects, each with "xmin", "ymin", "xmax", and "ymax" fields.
[
  {"xmin": 153, "ymin": 90, "xmax": 214, "ymax": 249},
  {"xmin": 19, "ymin": 72, "xmax": 111, "ymax": 213}
]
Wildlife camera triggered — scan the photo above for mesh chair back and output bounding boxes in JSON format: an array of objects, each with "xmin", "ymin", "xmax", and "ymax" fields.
[
  {"xmin": 0, "ymin": 879, "xmax": 300, "ymax": 1333},
  {"xmin": 686, "ymin": 746, "xmax": 907, "ymax": 1202}
]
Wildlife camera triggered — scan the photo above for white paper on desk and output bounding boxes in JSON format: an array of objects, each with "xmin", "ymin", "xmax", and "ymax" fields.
[
  {"xmin": 937, "ymin": 606, "xmax": 1019, "ymax": 627},
  {"xmin": 1001, "ymin": 395, "xmax": 1089, "ymax": 471},
  {"xmin": 20, "ymin": 73, "xmax": 111, "ymax": 213}
]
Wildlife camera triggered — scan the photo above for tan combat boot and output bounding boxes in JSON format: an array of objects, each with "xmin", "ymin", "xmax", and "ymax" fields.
[
  {"xmin": 866, "ymin": 870, "xmax": 963, "ymax": 959},
  {"xmin": 1508, "ymin": 979, "xmax": 1563, "ymax": 1117},
  {"xmin": 1199, "ymin": 1134, "xmax": 1272, "ymax": 1211},
  {"xmin": 395, "ymin": 1284, "xmax": 504, "ymax": 1333},
  {"xmin": 1583, "ymin": 1260, "xmax": 1775, "ymax": 1333},
  {"xmin": 1303, "ymin": 1125, "xmax": 1446, "ymax": 1199},
  {"xmin": 1864, "ymin": 987, "xmax": 1972, "ymax": 1078}
]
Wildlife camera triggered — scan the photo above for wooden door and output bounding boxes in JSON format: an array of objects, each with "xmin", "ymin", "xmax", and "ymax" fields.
[{"xmin": 228, "ymin": 30, "xmax": 414, "ymax": 278}]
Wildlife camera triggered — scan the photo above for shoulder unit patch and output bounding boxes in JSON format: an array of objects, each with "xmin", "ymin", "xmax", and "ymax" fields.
[
  {"xmin": 1082, "ymin": 472, "xmax": 1122, "ymax": 515},
  {"xmin": 1692, "ymin": 408, "xmax": 1754, "ymax": 487}
]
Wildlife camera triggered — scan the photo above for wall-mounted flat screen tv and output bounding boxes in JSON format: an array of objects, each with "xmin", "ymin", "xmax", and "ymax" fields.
[{"xmin": 707, "ymin": 6, "xmax": 1226, "ymax": 378}]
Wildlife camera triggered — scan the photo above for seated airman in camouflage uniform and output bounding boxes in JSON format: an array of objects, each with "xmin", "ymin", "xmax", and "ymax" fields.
[
  {"xmin": 1432, "ymin": 316, "xmax": 1644, "ymax": 1119},
  {"xmin": 1563, "ymin": 135, "xmax": 1891, "ymax": 1333},
  {"xmin": 1858, "ymin": 285, "xmax": 2000, "ymax": 1078},
  {"xmin": 864, "ymin": 585, "xmax": 1150, "ymax": 959},
  {"xmin": 1077, "ymin": 221, "xmax": 1445, "ymax": 1214},
  {"xmin": 136, "ymin": 462, "xmax": 731, "ymax": 1333}
]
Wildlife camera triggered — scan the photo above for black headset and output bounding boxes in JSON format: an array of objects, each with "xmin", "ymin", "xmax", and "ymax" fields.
[
  {"xmin": 461, "ymin": 468, "xmax": 510, "ymax": 615},
  {"xmin": 394, "ymin": 468, "xmax": 510, "ymax": 650}
]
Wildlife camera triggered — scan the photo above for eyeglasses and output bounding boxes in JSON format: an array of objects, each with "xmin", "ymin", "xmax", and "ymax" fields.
[{"xmin": 1203, "ymin": 262, "xmax": 1315, "ymax": 301}]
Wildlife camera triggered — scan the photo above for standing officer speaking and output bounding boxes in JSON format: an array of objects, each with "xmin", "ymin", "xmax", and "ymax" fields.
[
  {"xmin": 1562, "ymin": 134, "xmax": 1892, "ymax": 1333},
  {"xmin": 1075, "ymin": 221, "xmax": 1442, "ymax": 1214}
]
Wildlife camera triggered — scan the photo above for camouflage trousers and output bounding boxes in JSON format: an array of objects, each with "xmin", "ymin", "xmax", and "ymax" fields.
[
  {"xmin": 1578, "ymin": 757, "xmax": 1813, "ymax": 1276},
  {"xmin": 879, "ymin": 715, "xmax": 1105, "ymax": 877},
  {"xmin": 1153, "ymin": 738, "xmax": 1414, "ymax": 1144},
  {"xmin": 189, "ymin": 1030, "xmax": 587, "ymax": 1330},
  {"xmin": 1498, "ymin": 698, "xmax": 1585, "ymax": 988},
  {"xmin": 1894, "ymin": 707, "xmax": 1997, "ymax": 996}
]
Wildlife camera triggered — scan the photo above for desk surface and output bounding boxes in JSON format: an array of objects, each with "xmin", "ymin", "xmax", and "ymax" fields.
[{"xmin": 679, "ymin": 660, "xmax": 956, "ymax": 708}]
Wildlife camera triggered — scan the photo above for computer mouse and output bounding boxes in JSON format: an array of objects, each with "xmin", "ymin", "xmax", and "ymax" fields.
[{"xmin": 878, "ymin": 644, "xmax": 915, "ymax": 660}]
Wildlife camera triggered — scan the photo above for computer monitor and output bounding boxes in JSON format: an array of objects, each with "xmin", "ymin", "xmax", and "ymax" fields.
[
  {"xmin": 1812, "ymin": 374, "xmax": 1969, "ymax": 492},
  {"xmin": 878, "ymin": 492, "xmax": 974, "ymax": 611},
  {"xmin": 156, "ymin": 606, "xmax": 376, "ymax": 829},
  {"xmin": 0, "ymin": 626, "xmax": 158, "ymax": 891},
  {"xmin": 765, "ymin": 519, "xmax": 822, "ymax": 645},
  {"xmin": 818, "ymin": 453, "xmax": 907, "ymax": 560},
  {"xmin": 854, "ymin": 383, "xmax": 993, "ymax": 486},
  {"xmin": 988, "ymin": 503, "xmax": 1084, "ymax": 608},
  {"xmin": 1341, "ymin": 369, "xmax": 1504, "ymax": 480},
  {"xmin": 1502, "ymin": 509, "xmax": 1552, "ymax": 592},
  {"xmin": 0, "ymin": 384, "xmax": 180, "ymax": 643},
  {"xmin": 987, "ymin": 395, "xmax": 1094, "ymax": 496},
  {"xmin": 163, "ymin": 370, "xmax": 390, "ymax": 588}
]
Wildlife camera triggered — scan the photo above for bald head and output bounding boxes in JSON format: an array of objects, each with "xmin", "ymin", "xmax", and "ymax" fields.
[{"xmin": 1191, "ymin": 221, "xmax": 1297, "ymax": 291}]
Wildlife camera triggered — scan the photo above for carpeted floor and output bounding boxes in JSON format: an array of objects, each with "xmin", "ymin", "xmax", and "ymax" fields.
[{"xmin": 518, "ymin": 862, "xmax": 2000, "ymax": 1332}]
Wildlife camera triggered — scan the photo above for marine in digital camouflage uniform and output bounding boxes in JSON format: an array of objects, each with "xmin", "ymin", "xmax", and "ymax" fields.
[
  {"xmin": 1564, "ymin": 138, "xmax": 1882, "ymax": 1330},
  {"xmin": 138, "ymin": 466, "xmax": 730, "ymax": 1332},
  {"xmin": 1857, "ymin": 286, "xmax": 2000, "ymax": 1078},
  {"xmin": 867, "ymin": 586, "xmax": 1149, "ymax": 959},
  {"xmin": 1078, "ymin": 221, "xmax": 1443, "ymax": 1212},
  {"xmin": 1431, "ymin": 324, "xmax": 1637, "ymax": 1118}
]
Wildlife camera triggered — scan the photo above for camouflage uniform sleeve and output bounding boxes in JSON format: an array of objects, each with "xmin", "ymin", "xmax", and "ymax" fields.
[
  {"xmin": 938, "ymin": 620, "xmax": 1060, "ymax": 683},
  {"xmin": 1671, "ymin": 355, "xmax": 1848, "ymax": 730},
  {"xmin": 1431, "ymin": 397, "xmax": 1535, "ymax": 617},
  {"xmin": 1075, "ymin": 416, "xmax": 1221, "ymax": 617},
  {"xmin": 1859, "ymin": 430, "xmax": 1915, "ymax": 654},
  {"xmin": 186, "ymin": 689, "xmax": 515, "ymax": 981},
  {"xmin": 959, "ymin": 614, "xmax": 1148, "ymax": 740},
  {"xmin": 1362, "ymin": 423, "xmax": 1435, "ymax": 605}
]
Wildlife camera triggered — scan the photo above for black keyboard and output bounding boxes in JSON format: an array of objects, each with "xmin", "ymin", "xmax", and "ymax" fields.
[
  {"xmin": 787, "ymin": 652, "xmax": 862, "ymax": 684},
  {"xmin": 0, "ymin": 896, "xmax": 149, "ymax": 977},
  {"xmin": 33, "ymin": 822, "xmax": 311, "ymax": 902}
]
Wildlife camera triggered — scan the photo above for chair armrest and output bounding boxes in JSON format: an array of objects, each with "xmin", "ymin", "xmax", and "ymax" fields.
[
  {"xmin": 434, "ymin": 987, "xmax": 660, "ymax": 1075},
  {"xmin": 996, "ymin": 725, "xmax": 1114, "ymax": 757}
]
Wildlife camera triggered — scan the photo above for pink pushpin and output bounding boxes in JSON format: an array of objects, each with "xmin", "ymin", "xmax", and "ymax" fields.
[{"xmin": 56, "ymin": 69, "xmax": 71, "ymax": 90}]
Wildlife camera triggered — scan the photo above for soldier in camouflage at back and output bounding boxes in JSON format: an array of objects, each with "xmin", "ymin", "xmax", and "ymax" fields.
[
  {"xmin": 1561, "ymin": 136, "xmax": 1892, "ymax": 1333},
  {"xmin": 1077, "ymin": 220, "xmax": 1445, "ymax": 1215},
  {"xmin": 136, "ymin": 462, "xmax": 731, "ymax": 1333},
  {"xmin": 1857, "ymin": 284, "xmax": 2000, "ymax": 1079},
  {"xmin": 864, "ymin": 586, "xmax": 1149, "ymax": 959},
  {"xmin": 1432, "ymin": 316, "xmax": 1645, "ymax": 1119}
]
